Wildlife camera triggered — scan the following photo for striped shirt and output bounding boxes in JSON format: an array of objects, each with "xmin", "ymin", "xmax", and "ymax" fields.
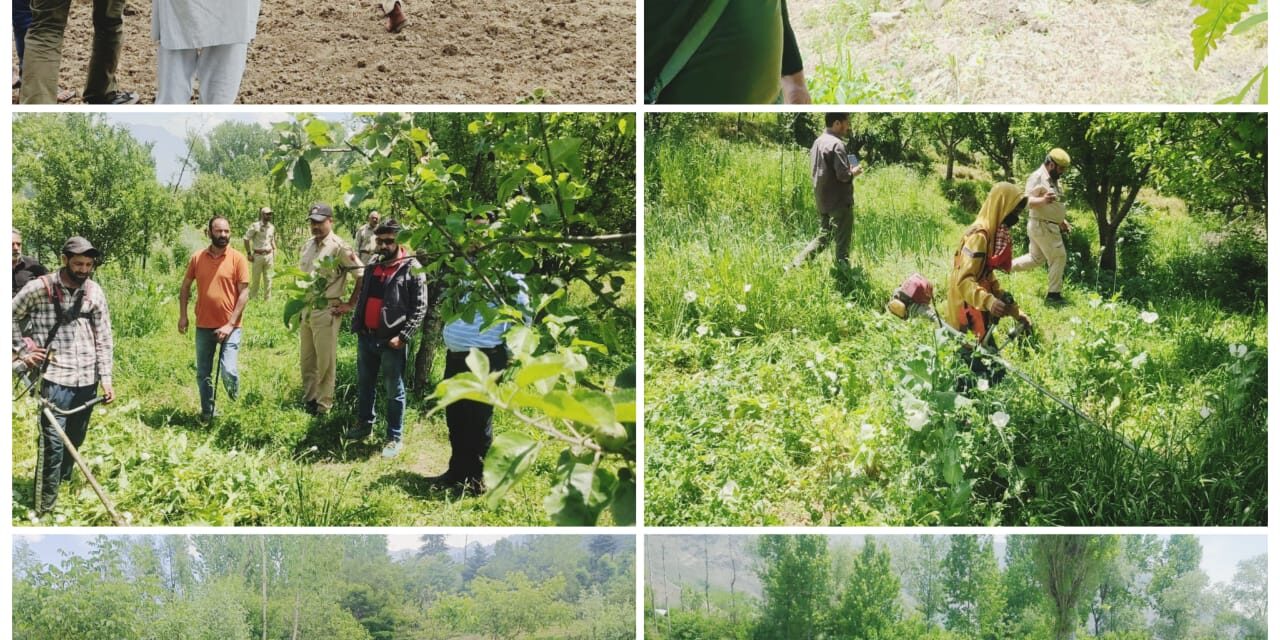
[
  {"xmin": 443, "ymin": 274, "xmax": 530, "ymax": 352},
  {"xmin": 12, "ymin": 273, "xmax": 114, "ymax": 388}
]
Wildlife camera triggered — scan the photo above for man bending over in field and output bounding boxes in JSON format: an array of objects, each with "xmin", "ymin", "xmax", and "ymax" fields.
[
  {"xmin": 347, "ymin": 220, "xmax": 428, "ymax": 458},
  {"xmin": 179, "ymin": 216, "xmax": 251, "ymax": 423},
  {"xmin": 947, "ymin": 183, "xmax": 1032, "ymax": 388},
  {"xmin": 13, "ymin": 236, "xmax": 115, "ymax": 515}
]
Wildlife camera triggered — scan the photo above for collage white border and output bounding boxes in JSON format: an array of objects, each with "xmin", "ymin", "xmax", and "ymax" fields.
[{"xmin": 0, "ymin": 4, "xmax": 1273, "ymax": 639}]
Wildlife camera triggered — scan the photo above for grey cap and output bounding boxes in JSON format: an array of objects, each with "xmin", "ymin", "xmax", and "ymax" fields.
[
  {"xmin": 62, "ymin": 236, "xmax": 100, "ymax": 258},
  {"xmin": 308, "ymin": 203, "xmax": 334, "ymax": 222}
]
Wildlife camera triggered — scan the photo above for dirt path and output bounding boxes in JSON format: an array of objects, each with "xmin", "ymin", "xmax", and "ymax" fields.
[
  {"xmin": 789, "ymin": 0, "xmax": 1267, "ymax": 104},
  {"xmin": 13, "ymin": 0, "xmax": 634, "ymax": 104}
]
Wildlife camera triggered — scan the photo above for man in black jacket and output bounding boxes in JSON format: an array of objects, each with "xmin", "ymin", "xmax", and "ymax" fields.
[{"xmin": 346, "ymin": 220, "xmax": 428, "ymax": 458}]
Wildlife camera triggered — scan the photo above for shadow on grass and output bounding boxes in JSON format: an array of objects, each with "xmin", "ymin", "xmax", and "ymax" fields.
[{"xmin": 369, "ymin": 470, "xmax": 465, "ymax": 503}]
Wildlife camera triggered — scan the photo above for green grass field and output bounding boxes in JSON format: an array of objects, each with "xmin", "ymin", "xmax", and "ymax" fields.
[
  {"xmin": 13, "ymin": 229, "xmax": 635, "ymax": 527},
  {"xmin": 644, "ymin": 135, "xmax": 1266, "ymax": 526}
]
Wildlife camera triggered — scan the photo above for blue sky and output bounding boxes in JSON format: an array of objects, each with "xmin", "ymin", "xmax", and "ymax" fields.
[{"xmin": 101, "ymin": 112, "xmax": 351, "ymax": 186}]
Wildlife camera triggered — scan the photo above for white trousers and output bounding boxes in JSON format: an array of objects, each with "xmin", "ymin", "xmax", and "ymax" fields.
[
  {"xmin": 1011, "ymin": 218, "xmax": 1068, "ymax": 294},
  {"xmin": 156, "ymin": 43, "xmax": 249, "ymax": 104}
]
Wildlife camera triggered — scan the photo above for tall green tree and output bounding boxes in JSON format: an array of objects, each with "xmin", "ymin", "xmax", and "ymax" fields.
[
  {"xmin": 830, "ymin": 537, "xmax": 901, "ymax": 639},
  {"xmin": 754, "ymin": 535, "xmax": 830, "ymax": 640},
  {"xmin": 13, "ymin": 113, "xmax": 177, "ymax": 266},
  {"xmin": 1150, "ymin": 535, "xmax": 1207, "ymax": 640},
  {"xmin": 1032, "ymin": 535, "xmax": 1114, "ymax": 640}
]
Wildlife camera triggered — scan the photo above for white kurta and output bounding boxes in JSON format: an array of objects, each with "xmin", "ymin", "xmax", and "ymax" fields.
[{"xmin": 152, "ymin": 0, "xmax": 261, "ymax": 50}]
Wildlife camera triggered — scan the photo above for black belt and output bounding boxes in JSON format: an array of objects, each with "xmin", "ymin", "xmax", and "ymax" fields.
[{"xmin": 447, "ymin": 346, "xmax": 505, "ymax": 357}]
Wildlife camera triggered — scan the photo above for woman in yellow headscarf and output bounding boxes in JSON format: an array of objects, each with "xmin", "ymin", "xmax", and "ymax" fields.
[{"xmin": 947, "ymin": 182, "xmax": 1030, "ymax": 385}]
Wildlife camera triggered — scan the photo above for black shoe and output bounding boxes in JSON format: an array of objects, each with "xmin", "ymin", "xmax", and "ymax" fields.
[
  {"xmin": 342, "ymin": 423, "xmax": 373, "ymax": 440},
  {"xmin": 1045, "ymin": 292, "xmax": 1066, "ymax": 306},
  {"xmin": 85, "ymin": 90, "xmax": 139, "ymax": 105},
  {"xmin": 425, "ymin": 472, "xmax": 463, "ymax": 488},
  {"xmin": 304, "ymin": 400, "xmax": 319, "ymax": 415}
]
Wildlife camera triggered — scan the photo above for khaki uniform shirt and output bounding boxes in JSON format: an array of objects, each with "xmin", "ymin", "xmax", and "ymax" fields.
[
  {"xmin": 1026, "ymin": 165, "xmax": 1067, "ymax": 225},
  {"xmin": 810, "ymin": 131, "xmax": 854, "ymax": 214},
  {"xmin": 353, "ymin": 223, "xmax": 378, "ymax": 260},
  {"xmin": 244, "ymin": 220, "xmax": 275, "ymax": 254},
  {"xmin": 300, "ymin": 233, "xmax": 364, "ymax": 300}
]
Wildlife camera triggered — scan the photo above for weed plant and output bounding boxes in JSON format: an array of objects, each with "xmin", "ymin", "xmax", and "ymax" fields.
[{"xmin": 645, "ymin": 134, "xmax": 1266, "ymax": 526}]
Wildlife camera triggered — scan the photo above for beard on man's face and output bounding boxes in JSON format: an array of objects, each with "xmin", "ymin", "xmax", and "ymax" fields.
[{"xmin": 212, "ymin": 236, "xmax": 230, "ymax": 248}]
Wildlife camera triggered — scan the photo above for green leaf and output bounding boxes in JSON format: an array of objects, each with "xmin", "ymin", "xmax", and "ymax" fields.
[
  {"xmin": 289, "ymin": 157, "xmax": 312, "ymax": 191},
  {"xmin": 1231, "ymin": 10, "xmax": 1267, "ymax": 34},
  {"xmin": 282, "ymin": 298, "xmax": 307, "ymax": 329},
  {"xmin": 525, "ymin": 162, "xmax": 545, "ymax": 177},
  {"xmin": 610, "ymin": 470, "xmax": 635, "ymax": 525},
  {"xmin": 1191, "ymin": 0, "xmax": 1260, "ymax": 69},
  {"xmin": 543, "ymin": 450, "xmax": 598, "ymax": 525},
  {"xmin": 466, "ymin": 347, "xmax": 492, "ymax": 380},
  {"xmin": 483, "ymin": 432, "xmax": 542, "ymax": 507},
  {"xmin": 505, "ymin": 325, "xmax": 540, "ymax": 361},
  {"xmin": 549, "ymin": 137, "xmax": 585, "ymax": 175},
  {"xmin": 513, "ymin": 355, "xmax": 566, "ymax": 388}
]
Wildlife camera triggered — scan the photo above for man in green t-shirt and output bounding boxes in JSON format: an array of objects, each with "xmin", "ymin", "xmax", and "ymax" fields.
[{"xmin": 645, "ymin": 0, "xmax": 810, "ymax": 104}]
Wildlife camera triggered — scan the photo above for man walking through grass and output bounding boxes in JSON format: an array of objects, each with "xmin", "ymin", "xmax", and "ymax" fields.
[
  {"xmin": 1012, "ymin": 148, "xmax": 1072, "ymax": 305},
  {"xmin": 298, "ymin": 203, "xmax": 364, "ymax": 416},
  {"xmin": 790, "ymin": 112, "xmax": 864, "ymax": 271},
  {"xmin": 346, "ymin": 220, "xmax": 428, "ymax": 458},
  {"xmin": 13, "ymin": 237, "xmax": 115, "ymax": 515},
  {"xmin": 179, "ymin": 217, "xmax": 251, "ymax": 423},
  {"xmin": 243, "ymin": 206, "xmax": 276, "ymax": 301}
]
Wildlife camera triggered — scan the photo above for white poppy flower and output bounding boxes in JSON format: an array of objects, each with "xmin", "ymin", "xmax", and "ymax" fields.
[
  {"xmin": 991, "ymin": 411, "xmax": 1011, "ymax": 429},
  {"xmin": 1139, "ymin": 311, "xmax": 1158, "ymax": 324},
  {"xmin": 1200, "ymin": 407, "xmax": 1212, "ymax": 419},
  {"xmin": 977, "ymin": 379, "xmax": 990, "ymax": 391},
  {"xmin": 743, "ymin": 283, "xmax": 753, "ymax": 293},
  {"xmin": 683, "ymin": 290, "xmax": 697, "ymax": 303},
  {"xmin": 695, "ymin": 325, "xmax": 709, "ymax": 337},
  {"xmin": 735, "ymin": 304, "xmax": 747, "ymax": 313}
]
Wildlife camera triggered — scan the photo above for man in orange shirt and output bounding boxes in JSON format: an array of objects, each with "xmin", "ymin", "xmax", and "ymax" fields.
[{"xmin": 178, "ymin": 216, "xmax": 250, "ymax": 423}]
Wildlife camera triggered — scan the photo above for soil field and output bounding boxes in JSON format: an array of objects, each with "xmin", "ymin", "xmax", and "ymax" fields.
[
  {"xmin": 791, "ymin": 0, "xmax": 1268, "ymax": 104},
  {"xmin": 12, "ymin": 0, "xmax": 635, "ymax": 104}
]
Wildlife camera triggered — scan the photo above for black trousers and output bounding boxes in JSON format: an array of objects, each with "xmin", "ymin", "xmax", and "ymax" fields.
[{"xmin": 443, "ymin": 347, "xmax": 509, "ymax": 482}]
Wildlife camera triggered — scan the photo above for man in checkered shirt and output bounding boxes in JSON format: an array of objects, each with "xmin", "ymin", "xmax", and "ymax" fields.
[{"xmin": 12, "ymin": 236, "xmax": 115, "ymax": 516}]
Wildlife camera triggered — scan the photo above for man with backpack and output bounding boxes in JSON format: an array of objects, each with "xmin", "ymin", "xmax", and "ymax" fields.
[
  {"xmin": 346, "ymin": 220, "xmax": 428, "ymax": 458},
  {"xmin": 12, "ymin": 236, "xmax": 115, "ymax": 515}
]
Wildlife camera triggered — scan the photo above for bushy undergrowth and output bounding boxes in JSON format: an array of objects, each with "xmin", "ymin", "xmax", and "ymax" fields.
[
  {"xmin": 12, "ymin": 250, "xmax": 634, "ymax": 526},
  {"xmin": 645, "ymin": 137, "xmax": 1266, "ymax": 526}
]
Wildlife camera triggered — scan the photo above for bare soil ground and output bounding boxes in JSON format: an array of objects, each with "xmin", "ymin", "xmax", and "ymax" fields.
[
  {"xmin": 13, "ymin": 0, "xmax": 635, "ymax": 104},
  {"xmin": 791, "ymin": 0, "xmax": 1268, "ymax": 104}
]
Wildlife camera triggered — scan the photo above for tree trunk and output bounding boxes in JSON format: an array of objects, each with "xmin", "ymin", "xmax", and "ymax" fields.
[
  {"xmin": 729, "ymin": 540, "xmax": 738, "ymax": 626},
  {"xmin": 703, "ymin": 537, "xmax": 711, "ymax": 615},
  {"xmin": 291, "ymin": 592, "xmax": 301, "ymax": 640},
  {"xmin": 412, "ymin": 285, "xmax": 444, "ymax": 392},
  {"xmin": 261, "ymin": 538, "xmax": 269, "ymax": 640}
]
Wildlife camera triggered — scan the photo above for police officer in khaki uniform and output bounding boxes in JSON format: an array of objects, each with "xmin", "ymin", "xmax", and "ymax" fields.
[
  {"xmin": 1012, "ymin": 148, "xmax": 1071, "ymax": 304},
  {"xmin": 242, "ymin": 206, "xmax": 276, "ymax": 301},
  {"xmin": 298, "ymin": 203, "xmax": 364, "ymax": 415},
  {"xmin": 353, "ymin": 210, "xmax": 381, "ymax": 265}
]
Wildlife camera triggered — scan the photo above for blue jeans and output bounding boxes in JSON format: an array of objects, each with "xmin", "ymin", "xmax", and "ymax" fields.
[
  {"xmin": 36, "ymin": 381, "xmax": 96, "ymax": 512},
  {"xmin": 356, "ymin": 334, "xmax": 408, "ymax": 442},
  {"xmin": 195, "ymin": 327, "xmax": 240, "ymax": 417},
  {"xmin": 14, "ymin": 0, "xmax": 32, "ymax": 66}
]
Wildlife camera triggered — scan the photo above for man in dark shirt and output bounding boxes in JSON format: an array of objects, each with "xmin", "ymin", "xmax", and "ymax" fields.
[
  {"xmin": 790, "ymin": 113, "xmax": 864, "ymax": 270},
  {"xmin": 12, "ymin": 230, "xmax": 48, "ymax": 295},
  {"xmin": 645, "ymin": 0, "xmax": 809, "ymax": 104}
]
